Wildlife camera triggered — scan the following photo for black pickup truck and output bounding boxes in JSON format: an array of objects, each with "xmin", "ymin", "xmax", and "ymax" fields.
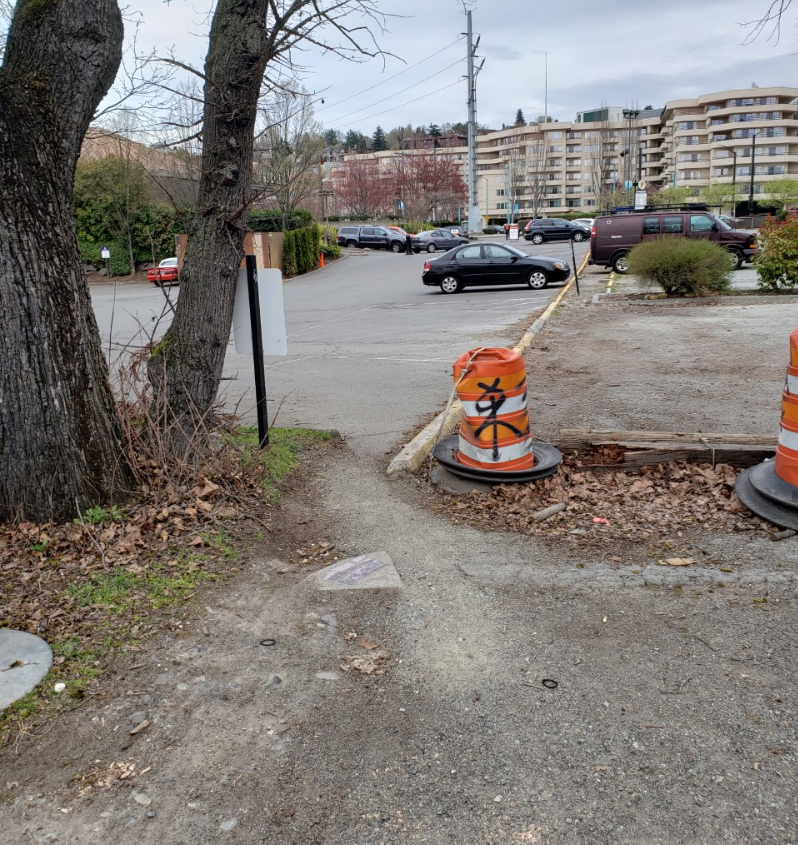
[{"xmin": 336, "ymin": 225, "xmax": 406, "ymax": 252}]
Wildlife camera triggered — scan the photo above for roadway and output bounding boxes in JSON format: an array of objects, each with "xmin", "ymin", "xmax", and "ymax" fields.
[{"xmin": 90, "ymin": 237, "xmax": 588, "ymax": 460}]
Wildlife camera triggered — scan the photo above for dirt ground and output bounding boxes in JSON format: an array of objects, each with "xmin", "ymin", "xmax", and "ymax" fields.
[
  {"xmin": 525, "ymin": 277, "xmax": 794, "ymax": 441},
  {"xmin": 2, "ymin": 273, "xmax": 797, "ymax": 845}
]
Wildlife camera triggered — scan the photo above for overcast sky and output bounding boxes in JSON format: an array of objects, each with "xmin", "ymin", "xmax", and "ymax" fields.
[{"xmin": 5, "ymin": 0, "xmax": 796, "ymax": 134}]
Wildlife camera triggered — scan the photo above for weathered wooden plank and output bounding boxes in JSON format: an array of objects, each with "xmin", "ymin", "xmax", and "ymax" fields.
[{"xmin": 558, "ymin": 428, "xmax": 778, "ymax": 450}]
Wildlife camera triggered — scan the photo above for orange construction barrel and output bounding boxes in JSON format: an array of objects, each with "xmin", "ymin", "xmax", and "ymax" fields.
[{"xmin": 453, "ymin": 348, "xmax": 535, "ymax": 472}]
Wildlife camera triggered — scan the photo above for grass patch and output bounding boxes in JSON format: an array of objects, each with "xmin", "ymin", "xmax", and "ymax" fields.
[{"xmin": 232, "ymin": 426, "xmax": 332, "ymax": 501}]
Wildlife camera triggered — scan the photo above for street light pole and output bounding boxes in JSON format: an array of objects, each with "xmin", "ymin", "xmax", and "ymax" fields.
[{"xmin": 748, "ymin": 130, "xmax": 759, "ymax": 224}]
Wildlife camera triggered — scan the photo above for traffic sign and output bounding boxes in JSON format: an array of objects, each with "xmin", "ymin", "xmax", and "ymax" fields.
[
  {"xmin": 638, "ymin": 180, "xmax": 647, "ymax": 190},
  {"xmin": 624, "ymin": 180, "xmax": 634, "ymax": 190},
  {"xmin": 100, "ymin": 246, "xmax": 110, "ymax": 259}
]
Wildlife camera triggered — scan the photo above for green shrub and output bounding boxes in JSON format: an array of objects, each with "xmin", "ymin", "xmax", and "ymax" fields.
[
  {"xmin": 627, "ymin": 238, "xmax": 732, "ymax": 296},
  {"xmin": 756, "ymin": 217, "xmax": 798, "ymax": 292},
  {"xmin": 283, "ymin": 230, "xmax": 297, "ymax": 276},
  {"xmin": 321, "ymin": 242, "xmax": 341, "ymax": 259},
  {"xmin": 483, "ymin": 226, "xmax": 499, "ymax": 235}
]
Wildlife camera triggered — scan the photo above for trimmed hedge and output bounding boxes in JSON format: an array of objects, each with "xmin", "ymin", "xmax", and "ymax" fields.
[{"xmin": 283, "ymin": 224, "xmax": 325, "ymax": 276}]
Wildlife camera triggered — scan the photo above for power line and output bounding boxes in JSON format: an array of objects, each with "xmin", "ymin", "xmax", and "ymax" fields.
[
  {"xmin": 327, "ymin": 79, "xmax": 464, "ymax": 132},
  {"xmin": 316, "ymin": 36, "xmax": 465, "ymax": 114},
  {"xmin": 324, "ymin": 58, "xmax": 465, "ymax": 129}
]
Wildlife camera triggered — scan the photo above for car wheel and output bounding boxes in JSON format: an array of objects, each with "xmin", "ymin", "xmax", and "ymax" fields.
[
  {"xmin": 572, "ymin": 231, "xmax": 585, "ymax": 242},
  {"xmin": 527, "ymin": 270, "xmax": 549, "ymax": 290},
  {"xmin": 345, "ymin": 240, "xmax": 358, "ymax": 249},
  {"xmin": 726, "ymin": 249, "xmax": 743, "ymax": 270},
  {"xmin": 439, "ymin": 275, "xmax": 462, "ymax": 294},
  {"xmin": 426, "ymin": 243, "xmax": 437, "ymax": 253},
  {"xmin": 391, "ymin": 241, "xmax": 402, "ymax": 253},
  {"xmin": 531, "ymin": 233, "xmax": 544, "ymax": 244},
  {"xmin": 612, "ymin": 252, "xmax": 630, "ymax": 274}
]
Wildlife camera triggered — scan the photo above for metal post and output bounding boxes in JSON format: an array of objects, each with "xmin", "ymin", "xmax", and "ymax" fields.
[
  {"xmin": 570, "ymin": 237, "xmax": 580, "ymax": 296},
  {"xmin": 246, "ymin": 254, "xmax": 270, "ymax": 448}
]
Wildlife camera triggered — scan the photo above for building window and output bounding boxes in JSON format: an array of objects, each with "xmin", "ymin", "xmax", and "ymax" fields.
[
  {"xmin": 566, "ymin": 186, "xmax": 581, "ymax": 194},
  {"xmin": 737, "ymin": 166, "xmax": 751, "ymax": 176},
  {"xmin": 547, "ymin": 199, "xmax": 562, "ymax": 207},
  {"xmin": 566, "ymin": 131, "xmax": 582, "ymax": 139},
  {"xmin": 584, "ymin": 198, "xmax": 597, "ymax": 207},
  {"xmin": 711, "ymin": 133, "xmax": 728, "ymax": 142},
  {"xmin": 715, "ymin": 167, "xmax": 731, "ymax": 177},
  {"xmin": 496, "ymin": 188, "xmax": 505, "ymax": 196},
  {"xmin": 496, "ymin": 202, "xmax": 506, "ymax": 209},
  {"xmin": 680, "ymin": 153, "xmax": 702, "ymax": 162},
  {"xmin": 567, "ymin": 145, "xmax": 581, "ymax": 154},
  {"xmin": 566, "ymin": 199, "xmax": 581, "ymax": 208},
  {"xmin": 677, "ymin": 121, "xmax": 698, "ymax": 130},
  {"xmin": 549, "ymin": 144, "xmax": 563, "ymax": 152},
  {"xmin": 547, "ymin": 131, "xmax": 563, "ymax": 139}
]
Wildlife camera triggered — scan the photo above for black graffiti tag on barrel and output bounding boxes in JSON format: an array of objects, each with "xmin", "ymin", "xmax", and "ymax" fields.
[{"xmin": 474, "ymin": 378, "xmax": 526, "ymax": 460}]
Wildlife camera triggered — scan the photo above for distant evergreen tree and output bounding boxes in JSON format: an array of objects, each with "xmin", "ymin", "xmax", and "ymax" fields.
[
  {"xmin": 428, "ymin": 123, "xmax": 442, "ymax": 137},
  {"xmin": 344, "ymin": 129, "xmax": 360, "ymax": 150},
  {"xmin": 372, "ymin": 125, "xmax": 388, "ymax": 151},
  {"xmin": 514, "ymin": 109, "xmax": 526, "ymax": 126},
  {"xmin": 324, "ymin": 129, "xmax": 339, "ymax": 147}
]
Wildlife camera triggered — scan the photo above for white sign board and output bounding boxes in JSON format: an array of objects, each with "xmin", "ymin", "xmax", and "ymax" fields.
[
  {"xmin": 232, "ymin": 268, "xmax": 287, "ymax": 356},
  {"xmin": 509, "ymin": 224, "xmax": 519, "ymax": 241},
  {"xmin": 634, "ymin": 190, "xmax": 647, "ymax": 210},
  {"xmin": 100, "ymin": 246, "xmax": 111, "ymax": 259}
]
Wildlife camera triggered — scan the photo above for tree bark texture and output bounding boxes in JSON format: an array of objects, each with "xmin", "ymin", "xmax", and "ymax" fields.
[
  {"xmin": 149, "ymin": 0, "xmax": 271, "ymax": 446},
  {"xmin": 0, "ymin": 0, "xmax": 132, "ymax": 522}
]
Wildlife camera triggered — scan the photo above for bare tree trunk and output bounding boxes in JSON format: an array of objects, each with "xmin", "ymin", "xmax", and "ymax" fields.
[
  {"xmin": 148, "ymin": 0, "xmax": 270, "ymax": 447},
  {"xmin": 0, "ymin": 0, "xmax": 132, "ymax": 522}
]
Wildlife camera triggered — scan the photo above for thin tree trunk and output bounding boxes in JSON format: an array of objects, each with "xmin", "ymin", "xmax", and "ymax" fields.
[
  {"xmin": 148, "ymin": 0, "xmax": 270, "ymax": 448},
  {"xmin": 0, "ymin": 0, "xmax": 132, "ymax": 522}
]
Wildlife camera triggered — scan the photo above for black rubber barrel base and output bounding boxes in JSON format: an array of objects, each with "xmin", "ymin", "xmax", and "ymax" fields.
[
  {"xmin": 736, "ymin": 459, "xmax": 798, "ymax": 530},
  {"xmin": 433, "ymin": 436, "xmax": 563, "ymax": 484}
]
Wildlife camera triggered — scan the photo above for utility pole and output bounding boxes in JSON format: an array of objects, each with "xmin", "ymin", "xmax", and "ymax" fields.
[{"xmin": 466, "ymin": 11, "xmax": 484, "ymax": 235}]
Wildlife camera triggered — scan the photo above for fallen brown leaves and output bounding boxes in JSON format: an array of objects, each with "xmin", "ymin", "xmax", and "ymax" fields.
[{"xmin": 434, "ymin": 458, "xmax": 768, "ymax": 554}]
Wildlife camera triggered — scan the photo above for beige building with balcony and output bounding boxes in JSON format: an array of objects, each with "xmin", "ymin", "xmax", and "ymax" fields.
[
  {"xmin": 476, "ymin": 86, "xmax": 798, "ymax": 220},
  {"xmin": 328, "ymin": 86, "xmax": 798, "ymax": 221}
]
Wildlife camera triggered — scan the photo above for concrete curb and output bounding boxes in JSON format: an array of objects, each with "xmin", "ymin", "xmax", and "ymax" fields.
[{"xmin": 386, "ymin": 252, "xmax": 589, "ymax": 476}]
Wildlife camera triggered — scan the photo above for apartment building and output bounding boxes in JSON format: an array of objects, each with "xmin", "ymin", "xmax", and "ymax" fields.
[
  {"xmin": 477, "ymin": 86, "xmax": 798, "ymax": 218},
  {"xmin": 327, "ymin": 86, "xmax": 798, "ymax": 219}
]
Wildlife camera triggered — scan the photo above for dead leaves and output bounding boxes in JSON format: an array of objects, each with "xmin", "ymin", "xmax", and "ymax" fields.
[
  {"xmin": 341, "ymin": 649, "xmax": 391, "ymax": 675},
  {"xmin": 437, "ymin": 458, "xmax": 763, "ymax": 552}
]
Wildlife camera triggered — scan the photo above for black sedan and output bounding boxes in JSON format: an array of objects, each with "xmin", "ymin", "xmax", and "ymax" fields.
[
  {"xmin": 422, "ymin": 242, "xmax": 570, "ymax": 294},
  {"xmin": 523, "ymin": 218, "xmax": 589, "ymax": 244},
  {"xmin": 411, "ymin": 229, "xmax": 469, "ymax": 253}
]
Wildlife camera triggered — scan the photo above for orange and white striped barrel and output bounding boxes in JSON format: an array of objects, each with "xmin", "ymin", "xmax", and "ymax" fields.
[
  {"xmin": 453, "ymin": 347, "xmax": 535, "ymax": 472},
  {"xmin": 776, "ymin": 327, "xmax": 798, "ymax": 486}
]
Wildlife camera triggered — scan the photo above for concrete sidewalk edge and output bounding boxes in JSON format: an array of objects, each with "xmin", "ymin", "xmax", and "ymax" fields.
[{"xmin": 385, "ymin": 253, "xmax": 589, "ymax": 476}]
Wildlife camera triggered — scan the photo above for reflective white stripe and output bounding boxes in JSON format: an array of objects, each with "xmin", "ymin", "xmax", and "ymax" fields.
[
  {"xmin": 778, "ymin": 425, "xmax": 798, "ymax": 453},
  {"xmin": 461, "ymin": 392, "xmax": 528, "ymax": 418},
  {"xmin": 787, "ymin": 374, "xmax": 798, "ymax": 395},
  {"xmin": 458, "ymin": 435, "xmax": 533, "ymax": 465}
]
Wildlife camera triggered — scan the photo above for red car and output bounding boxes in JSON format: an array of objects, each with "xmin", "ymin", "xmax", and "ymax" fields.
[{"xmin": 148, "ymin": 257, "xmax": 179, "ymax": 286}]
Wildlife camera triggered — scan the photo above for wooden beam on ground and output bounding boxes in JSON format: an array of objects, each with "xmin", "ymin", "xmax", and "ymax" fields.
[{"xmin": 557, "ymin": 429, "xmax": 777, "ymax": 469}]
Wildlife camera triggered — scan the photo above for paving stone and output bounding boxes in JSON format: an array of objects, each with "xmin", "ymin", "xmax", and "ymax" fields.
[
  {"xmin": 0, "ymin": 628, "xmax": 53, "ymax": 710},
  {"xmin": 302, "ymin": 551, "xmax": 404, "ymax": 592}
]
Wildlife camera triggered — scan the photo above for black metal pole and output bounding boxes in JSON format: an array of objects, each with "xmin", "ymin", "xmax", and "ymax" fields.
[
  {"xmin": 570, "ymin": 237, "xmax": 580, "ymax": 296},
  {"xmin": 731, "ymin": 149, "xmax": 737, "ymax": 215},
  {"xmin": 748, "ymin": 131, "xmax": 758, "ymax": 223},
  {"xmin": 246, "ymin": 254, "xmax": 269, "ymax": 447}
]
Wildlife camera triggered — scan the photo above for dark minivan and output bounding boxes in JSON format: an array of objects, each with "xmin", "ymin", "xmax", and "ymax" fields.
[{"xmin": 589, "ymin": 209, "xmax": 758, "ymax": 273}]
